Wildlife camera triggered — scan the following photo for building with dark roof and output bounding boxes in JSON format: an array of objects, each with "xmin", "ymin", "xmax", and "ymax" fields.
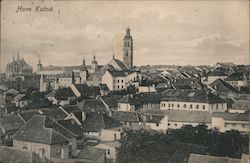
[
  {"xmin": 209, "ymin": 78, "xmax": 240, "ymax": 99},
  {"xmin": 0, "ymin": 114, "xmax": 26, "ymax": 146},
  {"xmin": 13, "ymin": 114, "xmax": 77, "ymax": 160},
  {"xmin": 212, "ymin": 112, "xmax": 250, "ymax": 133},
  {"xmin": 160, "ymin": 89, "xmax": 227, "ymax": 112},
  {"xmin": 225, "ymin": 72, "xmax": 248, "ymax": 88}
]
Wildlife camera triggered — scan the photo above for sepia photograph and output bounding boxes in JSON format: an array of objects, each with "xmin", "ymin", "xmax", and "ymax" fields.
[{"xmin": 0, "ymin": 0, "xmax": 249, "ymax": 162}]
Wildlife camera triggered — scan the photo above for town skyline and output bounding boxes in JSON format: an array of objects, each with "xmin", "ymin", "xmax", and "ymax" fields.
[{"xmin": 1, "ymin": 0, "xmax": 249, "ymax": 72}]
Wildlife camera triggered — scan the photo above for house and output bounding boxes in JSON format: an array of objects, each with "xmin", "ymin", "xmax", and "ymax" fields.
[
  {"xmin": 13, "ymin": 114, "xmax": 77, "ymax": 160},
  {"xmin": 209, "ymin": 78, "xmax": 240, "ymax": 99},
  {"xmin": 142, "ymin": 113, "xmax": 168, "ymax": 132},
  {"xmin": 70, "ymin": 83, "xmax": 101, "ymax": 99},
  {"xmin": 225, "ymin": 72, "xmax": 248, "ymax": 88},
  {"xmin": 79, "ymin": 99, "xmax": 106, "ymax": 112},
  {"xmin": 82, "ymin": 111, "xmax": 122, "ymax": 143},
  {"xmin": 160, "ymin": 89, "xmax": 227, "ymax": 113},
  {"xmin": 12, "ymin": 93, "xmax": 30, "ymax": 108},
  {"xmin": 112, "ymin": 111, "xmax": 141, "ymax": 128},
  {"xmin": 100, "ymin": 95, "xmax": 124, "ymax": 116},
  {"xmin": 95, "ymin": 141, "xmax": 120, "ymax": 163},
  {"xmin": 0, "ymin": 146, "xmax": 45, "ymax": 163},
  {"xmin": 117, "ymin": 94, "xmax": 141, "ymax": 111},
  {"xmin": 188, "ymin": 153, "xmax": 241, "ymax": 163},
  {"xmin": 212, "ymin": 112, "xmax": 250, "ymax": 133},
  {"xmin": 74, "ymin": 146, "xmax": 106, "ymax": 163},
  {"xmin": 54, "ymin": 87, "xmax": 77, "ymax": 106},
  {"xmin": 163, "ymin": 110, "xmax": 212, "ymax": 129},
  {"xmin": 102, "ymin": 70, "xmax": 140, "ymax": 91},
  {"xmin": 58, "ymin": 119, "xmax": 85, "ymax": 149},
  {"xmin": 138, "ymin": 92, "xmax": 161, "ymax": 110},
  {"xmin": 204, "ymin": 71, "xmax": 228, "ymax": 85},
  {"xmin": 0, "ymin": 114, "xmax": 26, "ymax": 146},
  {"xmin": 17, "ymin": 107, "xmax": 69, "ymax": 122}
]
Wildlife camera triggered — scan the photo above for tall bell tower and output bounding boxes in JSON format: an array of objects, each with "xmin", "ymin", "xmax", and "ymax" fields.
[{"xmin": 123, "ymin": 27, "xmax": 133, "ymax": 68}]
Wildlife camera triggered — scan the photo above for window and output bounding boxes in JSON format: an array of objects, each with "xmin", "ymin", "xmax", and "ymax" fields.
[
  {"xmin": 203, "ymin": 105, "xmax": 205, "ymax": 110},
  {"xmin": 184, "ymin": 104, "xmax": 186, "ymax": 108},
  {"xmin": 216, "ymin": 104, "xmax": 218, "ymax": 110},
  {"xmin": 168, "ymin": 104, "xmax": 171, "ymax": 107},
  {"xmin": 168, "ymin": 123, "xmax": 170, "ymax": 126},
  {"xmin": 172, "ymin": 104, "xmax": 174, "ymax": 107},
  {"xmin": 177, "ymin": 104, "xmax": 180, "ymax": 108},
  {"xmin": 121, "ymin": 80, "xmax": 124, "ymax": 83},
  {"xmin": 107, "ymin": 149, "xmax": 110, "ymax": 155},
  {"xmin": 175, "ymin": 124, "xmax": 178, "ymax": 127},
  {"xmin": 190, "ymin": 105, "xmax": 193, "ymax": 109},
  {"xmin": 117, "ymin": 79, "xmax": 119, "ymax": 83},
  {"xmin": 156, "ymin": 123, "xmax": 159, "ymax": 127},
  {"xmin": 121, "ymin": 85, "xmax": 123, "ymax": 89},
  {"xmin": 117, "ymin": 85, "xmax": 119, "ymax": 89},
  {"xmin": 196, "ymin": 105, "xmax": 199, "ymax": 109}
]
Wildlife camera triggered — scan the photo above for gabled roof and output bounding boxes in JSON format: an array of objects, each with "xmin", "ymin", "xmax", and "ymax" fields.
[
  {"xmin": 14, "ymin": 115, "xmax": 76, "ymax": 145},
  {"xmin": 226, "ymin": 72, "xmax": 246, "ymax": 81},
  {"xmin": 138, "ymin": 92, "xmax": 161, "ymax": 103},
  {"xmin": 101, "ymin": 95, "xmax": 124, "ymax": 108},
  {"xmin": 118, "ymin": 94, "xmax": 141, "ymax": 105},
  {"xmin": 188, "ymin": 154, "xmax": 240, "ymax": 163},
  {"xmin": 105, "ymin": 58, "xmax": 128, "ymax": 71},
  {"xmin": 112, "ymin": 111, "xmax": 140, "ymax": 123},
  {"xmin": 58, "ymin": 119, "xmax": 84, "ymax": 137},
  {"xmin": 0, "ymin": 114, "xmax": 26, "ymax": 136},
  {"xmin": 55, "ymin": 87, "xmax": 76, "ymax": 100},
  {"xmin": 207, "ymin": 71, "xmax": 227, "ymax": 77},
  {"xmin": 81, "ymin": 99, "xmax": 106, "ymax": 111},
  {"xmin": 107, "ymin": 70, "xmax": 134, "ymax": 77},
  {"xmin": 164, "ymin": 110, "xmax": 212, "ymax": 123},
  {"xmin": 144, "ymin": 114, "xmax": 166, "ymax": 123},
  {"xmin": 161, "ymin": 89, "xmax": 226, "ymax": 104},
  {"xmin": 82, "ymin": 111, "xmax": 122, "ymax": 132},
  {"xmin": 17, "ymin": 108, "xmax": 68, "ymax": 122},
  {"xmin": 13, "ymin": 94, "xmax": 28, "ymax": 102},
  {"xmin": 212, "ymin": 112, "xmax": 249, "ymax": 121},
  {"xmin": 74, "ymin": 84, "xmax": 100, "ymax": 97},
  {"xmin": 209, "ymin": 79, "xmax": 240, "ymax": 94}
]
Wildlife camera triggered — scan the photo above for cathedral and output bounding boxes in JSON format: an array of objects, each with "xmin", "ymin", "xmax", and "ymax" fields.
[
  {"xmin": 39, "ymin": 27, "xmax": 138, "ymax": 92},
  {"xmin": 5, "ymin": 52, "xmax": 33, "ymax": 78}
]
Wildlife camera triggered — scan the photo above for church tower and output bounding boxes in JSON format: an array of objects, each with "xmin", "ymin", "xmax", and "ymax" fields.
[
  {"xmin": 37, "ymin": 58, "xmax": 42, "ymax": 71},
  {"xmin": 123, "ymin": 27, "xmax": 133, "ymax": 68}
]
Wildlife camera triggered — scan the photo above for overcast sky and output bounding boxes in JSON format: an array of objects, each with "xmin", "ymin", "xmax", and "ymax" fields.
[{"xmin": 1, "ymin": 0, "xmax": 249, "ymax": 72}]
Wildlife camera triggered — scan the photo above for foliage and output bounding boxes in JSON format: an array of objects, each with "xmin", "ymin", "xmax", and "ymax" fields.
[{"xmin": 117, "ymin": 125, "xmax": 249, "ymax": 163}]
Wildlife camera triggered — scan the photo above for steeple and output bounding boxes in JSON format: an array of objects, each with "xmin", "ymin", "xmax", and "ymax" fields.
[
  {"xmin": 17, "ymin": 50, "xmax": 20, "ymax": 61},
  {"xmin": 123, "ymin": 27, "xmax": 133, "ymax": 68},
  {"xmin": 82, "ymin": 57, "xmax": 86, "ymax": 66}
]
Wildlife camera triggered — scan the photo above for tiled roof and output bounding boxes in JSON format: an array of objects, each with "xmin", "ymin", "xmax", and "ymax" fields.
[
  {"xmin": 17, "ymin": 108, "xmax": 68, "ymax": 122},
  {"xmin": 207, "ymin": 71, "xmax": 227, "ymax": 77},
  {"xmin": 144, "ymin": 114, "xmax": 166, "ymax": 123},
  {"xmin": 209, "ymin": 79, "xmax": 240, "ymax": 94},
  {"xmin": 226, "ymin": 72, "xmax": 246, "ymax": 81},
  {"xmin": 55, "ymin": 87, "xmax": 76, "ymax": 100},
  {"xmin": 161, "ymin": 89, "xmax": 226, "ymax": 104},
  {"xmin": 164, "ymin": 110, "xmax": 212, "ymax": 123},
  {"xmin": 188, "ymin": 154, "xmax": 240, "ymax": 163},
  {"xmin": 112, "ymin": 111, "xmax": 140, "ymax": 123},
  {"xmin": 82, "ymin": 111, "xmax": 122, "ymax": 132},
  {"xmin": 118, "ymin": 94, "xmax": 141, "ymax": 105},
  {"xmin": 101, "ymin": 95, "xmax": 123, "ymax": 108},
  {"xmin": 13, "ymin": 94, "xmax": 28, "ymax": 102},
  {"xmin": 108, "ymin": 70, "xmax": 133, "ymax": 77},
  {"xmin": 212, "ymin": 112, "xmax": 249, "ymax": 121},
  {"xmin": 0, "ymin": 114, "xmax": 25, "ymax": 136},
  {"xmin": 74, "ymin": 84, "xmax": 100, "ymax": 97},
  {"xmin": 138, "ymin": 92, "xmax": 161, "ymax": 103},
  {"xmin": 14, "ymin": 115, "xmax": 75, "ymax": 145},
  {"xmin": 58, "ymin": 119, "xmax": 84, "ymax": 137},
  {"xmin": 81, "ymin": 99, "xmax": 106, "ymax": 111}
]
